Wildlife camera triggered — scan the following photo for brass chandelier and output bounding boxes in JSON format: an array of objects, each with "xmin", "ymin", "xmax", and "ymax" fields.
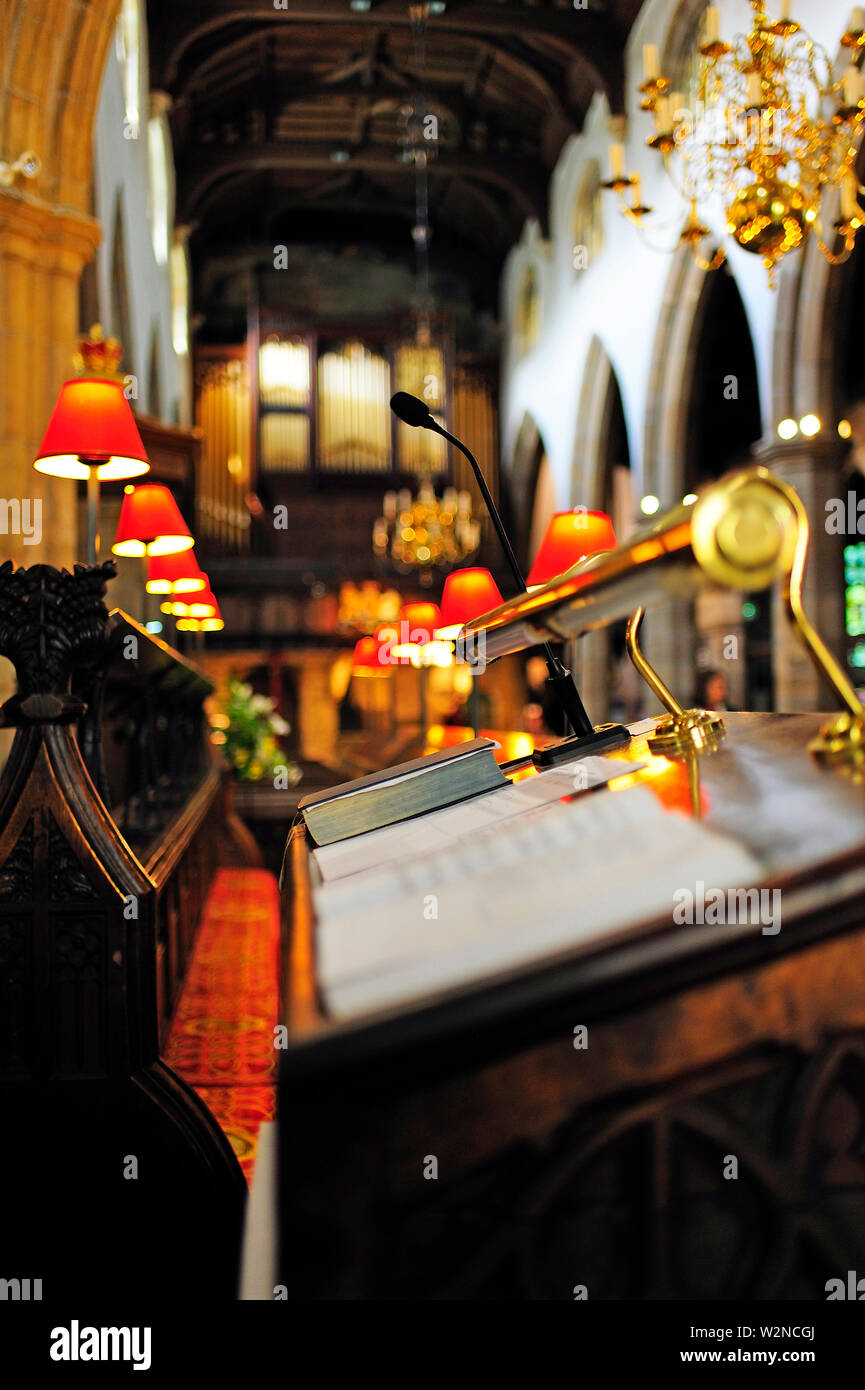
[
  {"xmin": 605, "ymin": 2, "xmax": 865, "ymax": 283},
  {"xmin": 373, "ymin": 483, "xmax": 479, "ymax": 582}
]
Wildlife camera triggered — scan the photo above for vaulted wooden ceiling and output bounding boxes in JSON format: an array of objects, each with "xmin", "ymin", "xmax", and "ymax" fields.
[{"xmin": 147, "ymin": 0, "xmax": 640, "ymax": 316}]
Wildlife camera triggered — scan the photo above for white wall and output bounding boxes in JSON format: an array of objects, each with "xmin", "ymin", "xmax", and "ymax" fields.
[
  {"xmin": 92, "ymin": 0, "xmax": 189, "ymax": 425},
  {"xmin": 500, "ymin": 0, "xmax": 858, "ymax": 510}
]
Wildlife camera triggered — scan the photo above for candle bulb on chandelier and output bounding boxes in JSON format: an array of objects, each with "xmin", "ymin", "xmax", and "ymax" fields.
[
  {"xmin": 643, "ymin": 44, "xmax": 659, "ymax": 80},
  {"xmin": 851, "ymin": 8, "xmax": 865, "ymax": 33},
  {"xmin": 655, "ymin": 96, "xmax": 671, "ymax": 131},
  {"xmin": 631, "ymin": 173, "xmax": 642, "ymax": 208},
  {"xmin": 704, "ymin": 6, "xmax": 720, "ymax": 42},
  {"xmin": 609, "ymin": 143, "xmax": 626, "ymax": 180},
  {"xmin": 841, "ymin": 169, "xmax": 860, "ymax": 220},
  {"xmin": 844, "ymin": 64, "xmax": 865, "ymax": 106},
  {"xmin": 780, "ymin": 0, "xmax": 791, "ymax": 20},
  {"xmin": 746, "ymin": 70, "xmax": 762, "ymax": 108}
]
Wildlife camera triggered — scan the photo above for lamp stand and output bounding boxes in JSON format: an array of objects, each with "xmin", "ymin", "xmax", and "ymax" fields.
[
  {"xmin": 430, "ymin": 420, "xmax": 629, "ymax": 766},
  {"xmin": 85, "ymin": 467, "xmax": 101, "ymax": 564},
  {"xmin": 470, "ymin": 672, "xmax": 480, "ymax": 738}
]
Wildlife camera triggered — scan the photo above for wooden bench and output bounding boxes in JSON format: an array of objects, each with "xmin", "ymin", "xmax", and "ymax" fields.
[{"xmin": 0, "ymin": 560, "xmax": 248, "ymax": 1302}]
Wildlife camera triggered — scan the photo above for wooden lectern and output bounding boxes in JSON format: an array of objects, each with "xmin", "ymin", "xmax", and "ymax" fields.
[{"xmin": 277, "ymin": 468, "xmax": 865, "ymax": 1300}]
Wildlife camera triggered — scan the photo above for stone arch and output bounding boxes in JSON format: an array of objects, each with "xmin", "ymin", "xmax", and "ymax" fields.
[
  {"xmin": 508, "ymin": 411, "xmax": 546, "ymax": 569},
  {"xmin": 2, "ymin": 1, "xmax": 121, "ymax": 214},
  {"xmin": 1, "ymin": 1, "xmax": 122, "ymax": 567},
  {"xmin": 148, "ymin": 322, "xmax": 162, "ymax": 418},
  {"xmin": 643, "ymin": 246, "xmax": 713, "ymax": 505},
  {"xmin": 572, "ymin": 334, "xmax": 618, "ymax": 509},
  {"xmin": 110, "ymin": 192, "xmax": 135, "ymax": 375}
]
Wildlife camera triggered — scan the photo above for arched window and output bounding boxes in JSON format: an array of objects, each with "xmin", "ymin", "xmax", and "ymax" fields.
[
  {"xmin": 516, "ymin": 267, "xmax": 540, "ymax": 355},
  {"xmin": 572, "ymin": 160, "xmax": 604, "ymax": 272},
  {"xmin": 148, "ymin": 118, "xmax": 170, "ymax": 266},
  {"xmin": 171, "ymin": 241, "xmax": 189, "ymax": 356},
  {"xmin": 115, "ymin": 0, "xmax": 141, "ymax": 139}
]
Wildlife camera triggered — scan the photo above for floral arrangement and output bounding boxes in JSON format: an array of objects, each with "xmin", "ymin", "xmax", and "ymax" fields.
[{"xmin": 210, "ymin": 679, "xmax": 301, "ymax": 786}]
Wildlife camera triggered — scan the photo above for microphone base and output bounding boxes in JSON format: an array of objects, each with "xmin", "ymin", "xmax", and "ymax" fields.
[{"xmin": 532, "ymin": 722, "xmax": 631, "ymax": 768}]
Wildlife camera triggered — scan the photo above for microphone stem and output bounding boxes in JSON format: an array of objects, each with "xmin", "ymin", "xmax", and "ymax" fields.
[{"xmin": 433, "ymin": 423, "xmax": 593, "ymax": 736}]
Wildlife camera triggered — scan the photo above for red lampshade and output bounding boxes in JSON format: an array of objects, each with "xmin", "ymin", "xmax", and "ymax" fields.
[
  {"xmin": 352, "ymin": 634, "xmax": 390, "ymax": 677},
  {"xmin": 436, "ymin": 568, "xmax": 504, "ymax": 637},
  {"xmin": 166, "ymin": 584, "xmax": 217, "ymax": 618},
  {"xmin": 112, "ymin": 484, "xmax": 194, "ymax": 557},
  {"xmin": 178, "ymin": 607, "xmax": 224, "ymax": 633},
  {"xmin": 399, "ymin": 602, "xmax": 442, "ymax": 646},
  {"xmin": 33, "ymin": 378, "xmax": 150, "ymax": 481},
  {"xmin": 147, "ymin": 549, "xmax": 207, "ymax": 594},
  {"xmin": 526, "ymin": 509, "xmax": 617, "ymax": 587}
]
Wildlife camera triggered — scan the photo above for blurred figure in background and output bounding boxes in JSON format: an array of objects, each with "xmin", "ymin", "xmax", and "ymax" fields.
[{"xmin": 695, "ymin": 668, "xmax": 738, "ymax": 712}]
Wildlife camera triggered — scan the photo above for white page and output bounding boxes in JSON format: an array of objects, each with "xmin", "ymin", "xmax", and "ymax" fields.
[
  {"xmin": 314, "ymin": 787, "xmax": 765, "ymax": 1019},
  {"xmin": 313, "ymin": 755, "xmax": 646, "ymax": 883}
]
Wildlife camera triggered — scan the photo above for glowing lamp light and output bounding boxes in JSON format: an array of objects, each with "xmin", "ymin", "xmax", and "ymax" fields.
[
  {"xmin": 177, "ymin": 614, "xmax": 224, "ymax": 633},
  {"xmin": 112, "ymin": 484, "xmax": 194, "ymax": 557},
  {"xmin": 777, "ymin": 417, "xmax": 798, "ymax": 440},
  {"xmin": 352, "ymin": 634, "xmax": 390, "ymax": 677},
  {"xmin": 640, "ymin": 495, "xmax": 661, "ymax": 516},
  {"xmin": 436, "ymin": 568, "xmax": 504, "ymax": 640},
  {"xmin": 392, "ymin": 602, "xmax": 443, "ymax": 660},
  {"xmin": 800, "ymin": 413, "xmax": 821, "ymax": 437},
  {"xmin": 166, "ymin": 586, "xmax": 218, "ymax": 619},
  {"xmin": 526, "ymin": 509, "xmax": 616, "ymax": 587},
  {"xmin": 839, "ymin": 418, "xmax": 853, "ymax": 439},
  {"xmin": 146, "ymin": 549, "xmax": 207, "ymax": 594},
  {"xmin": 683, "ymin": 493, "xmax": 698, "ymax": 506},
  {"xmin": 33, "ymin": 378, "xmax": 150, "ymax": 482}
]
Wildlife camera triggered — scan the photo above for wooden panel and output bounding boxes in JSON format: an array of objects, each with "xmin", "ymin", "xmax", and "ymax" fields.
[{"xmin": 278, "ymin": 711, "xmax": 865, "ymax": 1297}]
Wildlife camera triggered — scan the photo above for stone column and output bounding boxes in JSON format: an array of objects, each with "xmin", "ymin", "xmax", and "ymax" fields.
[
  {"xmin": 573, "ymin": 629, "xmax": 611, "ymax": 725},
  {"xmin": 297, "ymin": 655, "xmax": 340, "ymax": 764},
  {"xmin": 695, "ymin": 587, "xmax": 746, "ymax": 708},
  {"xmin": 639, "ymin": 597, "xmax": 698, "ymax": 716},
  {"xmin": 0, "ymin": 191, "xmax": 101, "ymax": 568},
  {"xmin": 755, "ymin": 439, "xmax": 846, "ymax": 712}
]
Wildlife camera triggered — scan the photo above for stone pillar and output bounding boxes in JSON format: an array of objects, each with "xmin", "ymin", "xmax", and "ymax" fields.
[
  {"xmin": 297, "ymin": 655, "xmax": 339, "ymax": 764},
  {"xmin": 695, "ymin": 587, "xmax": 746, "ymax": 709},
  {"xmin": 640, "ymin": 597, "xmax": 697, "ymax": 716},
  {"xmin": 755, "ymin": 440, "xmax": 846, "ymax": 712},
  {"xmin": 0, "ymin": 191, "xmax": 101, "ymax": 568},
  {"xmin": 573, "ymin": 629, "xmax": 611, "ymax": 725}
]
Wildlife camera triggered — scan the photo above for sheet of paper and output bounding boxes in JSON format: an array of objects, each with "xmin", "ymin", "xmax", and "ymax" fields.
[
  {"xmin": 313, "ymin": 755, "xmax": 646, "ymax": 883},
  {"xmin": 314, "ymin": 786, "xmax": 764, "ymax": 1019}
]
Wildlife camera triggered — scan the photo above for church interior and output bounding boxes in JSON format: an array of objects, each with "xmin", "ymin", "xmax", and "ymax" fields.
[{"xmin": 3, "ymin": 0, "xmax": 865, "ymax": 1324}]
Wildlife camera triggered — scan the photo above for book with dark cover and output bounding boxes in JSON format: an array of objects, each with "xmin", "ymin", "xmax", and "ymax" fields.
[{"xmin": 295, "ymin": 737, "xmax": 506, "ymax": 846}]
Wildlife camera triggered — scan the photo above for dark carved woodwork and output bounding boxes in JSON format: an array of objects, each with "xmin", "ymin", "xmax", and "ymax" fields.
[
  {"xmin": 0, "ymin": 561, "xmax": 245, "ymax": 1301},
  {"xmin": 278, "ymin": 714, "xmax": 865, "ymax": 1299}
]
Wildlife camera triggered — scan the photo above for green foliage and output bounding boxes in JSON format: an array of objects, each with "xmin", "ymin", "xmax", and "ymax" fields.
[{"xmin": 211, "ymin": 679, "xmax": 301, "ymax": 785}]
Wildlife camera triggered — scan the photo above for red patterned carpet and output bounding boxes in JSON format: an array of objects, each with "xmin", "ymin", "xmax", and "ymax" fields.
[{"xmin": 164, "ymin": 867, "xmax": 280, "ymax": 1185}]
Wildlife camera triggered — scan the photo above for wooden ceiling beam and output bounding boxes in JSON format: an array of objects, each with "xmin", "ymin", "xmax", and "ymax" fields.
[
  {"xmin": 152, "ymin": 0, "xmax": 624, "ymax": 110},
  {"xmin": 179, "ymin": 140, "xmax": 547, "ymax": 224}
]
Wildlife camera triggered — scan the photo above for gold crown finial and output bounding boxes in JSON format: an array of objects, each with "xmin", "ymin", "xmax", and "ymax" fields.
[{"xmin": 73, "ymin": 322, "xmax": 124, "ymax": 378}]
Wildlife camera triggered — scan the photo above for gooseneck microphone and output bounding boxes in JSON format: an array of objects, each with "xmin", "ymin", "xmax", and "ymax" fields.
[{"xmin": 390, "ymin": 392, "xmax": 630, "ymax": 764}]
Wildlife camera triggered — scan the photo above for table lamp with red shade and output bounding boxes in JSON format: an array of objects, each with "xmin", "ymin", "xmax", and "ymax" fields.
[
  {"xmin": 146, "ymin": 550, "xmax": 207, "ymax": 594},
  {"xmin": 390, "ymin": 390, "xmax": 630, "ymax": 764},
  {"xmin": 33, "ymin": 331, "xmax": 150, "ymax": 562},
  {"xmin": 527, "ymin": 509, "xmax": 617, "ymax": 587},
  {"xmin": 112, "ymin": 484, "xmax": 194, "ymax": 558},
  {"xmin": 436, "ymin": 567, "xmax": 504, "ymax": 734},
  {"xmin": 164, "ymin": 586, "xmax": 218, "ymax": 619}
]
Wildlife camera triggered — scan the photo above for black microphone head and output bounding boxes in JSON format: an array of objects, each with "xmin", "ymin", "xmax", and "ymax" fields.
[{"xmin": 390, "ymin": 391, "xmax": 432, "ymax": 428}]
